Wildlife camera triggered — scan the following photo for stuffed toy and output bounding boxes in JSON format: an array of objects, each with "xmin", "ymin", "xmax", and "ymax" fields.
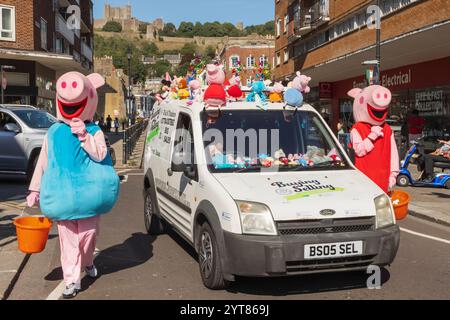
[
  {"xmin": 284, "ymin": 88, "xmax": 304, "ymax": 108},
  {"xmin": 227, "ymin": 75, "xmax": 243, "ymax": 99},
  {"xmin": 246, "ymin": 81, "xmax": 267, "ymax": 102},
  {"xmin": 269, "ymin": 82, "xmax": 284, "ymax": 103},
  {"xmin": 27, "ymin": 71, "xmax": 120, "ymax": 298},
  {"xmin": 203, "ymin": 64, "xmax": 227, "ymax": 124},
  {"xmin": 348, "ymin": 85, "xmax": 399, "ymax": 193},
  {"xmin": 188, "ymin": 79, "xmax": 202, "ymax": 103},
  {"xmin": 177, "ymin": 78, "xmax": 190, "ymax": 100},
  {"xmin": 292, "ymin": 71, "xmax": 312, "ymax": 94}
]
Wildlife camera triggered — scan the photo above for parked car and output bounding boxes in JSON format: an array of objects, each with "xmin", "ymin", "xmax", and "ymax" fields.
[
  {"xmin": 0, "ymin": 105, "xmax": 57, "ymax": 179},
  {"xmin": 0, "ymin": 105, "xmax": 116, "ymax": 179}
]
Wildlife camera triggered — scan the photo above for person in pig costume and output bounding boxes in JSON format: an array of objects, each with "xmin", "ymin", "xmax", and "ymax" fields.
[
  {"xmin": 348, "ymin": 85, "xmax": 399, "ymax": 193},
  {"xmin": 26, "ymin": 71, "xmax": 120, "ymax": 299}
]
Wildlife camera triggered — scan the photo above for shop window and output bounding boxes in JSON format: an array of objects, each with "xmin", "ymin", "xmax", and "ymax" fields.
[{"xmin": 0, "ymin": 5, "xmax": 15, "ymax": 41}]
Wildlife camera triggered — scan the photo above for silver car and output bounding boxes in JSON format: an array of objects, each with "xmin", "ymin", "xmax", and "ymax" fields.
[{"xmin": 0, "ymin": 105, "xmax": 57, "ymax": 179}]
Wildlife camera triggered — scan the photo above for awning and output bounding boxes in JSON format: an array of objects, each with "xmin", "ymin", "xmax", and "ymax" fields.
[
  {"xmin": 300, "ymin": 20, "xmax": 450, "ymax": 87},
  {"xmin": 0, "ymin": 48, "xmax": 89, "ymax": 74}
]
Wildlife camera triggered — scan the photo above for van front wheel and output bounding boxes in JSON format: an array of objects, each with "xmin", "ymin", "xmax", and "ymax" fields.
[
  {"xmin": 198, "ymin": 223, "xmax": 228, "ymax": 290},
  {"xmin": 144, "ymin": 189, "xmax": 164, "ymax": 235}
]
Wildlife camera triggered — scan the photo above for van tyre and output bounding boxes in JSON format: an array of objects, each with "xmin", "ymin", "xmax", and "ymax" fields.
[
  {"xmin": 197, "ymin": 222, "xmax": 228, "ymax": 290},
  {"xmin": 144, "ymin": 188, "xmax": 164, "ymax": 235},
  {"xmin": 397, "ymin": 174, "xmax": 409, "ymax": 187},
  {"xmin": 445, "ymin": 180, "xmax": 450, "ymax": 190}
]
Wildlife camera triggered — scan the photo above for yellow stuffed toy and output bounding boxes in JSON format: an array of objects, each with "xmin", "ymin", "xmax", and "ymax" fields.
[
  {"xmin": 177, "ymin": 78, "xmax": 190, "ymax": 100},
  {"xmin": 269, "ymin": 82, "xmax": 284, "ymax": 103}
]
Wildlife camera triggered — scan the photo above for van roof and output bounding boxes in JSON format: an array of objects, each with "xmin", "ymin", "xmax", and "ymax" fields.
[{"xmin": 157, "ymin": 101, "xmax": 318, "ymax": 114}]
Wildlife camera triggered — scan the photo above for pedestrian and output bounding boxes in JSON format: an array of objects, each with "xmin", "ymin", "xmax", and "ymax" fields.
[
  {"xmin": 408, "ymin": 109, "xmax": 425, "ymax": 144},
  {"xmin": 106, "ymin": 115, "xmax": 112, "ymax": 132},
  {"xmin": 98, "ymin": 117, "xmax": 105, "ymax": 132},
  {"xmin": 114, "ymin": 117, "xmax": 120, "ymax": 135},
  {"xmin": 421, "ymin": 139, "xmax": 450, "ymax": 181},
  {"xmin": 337, "ymin": 119, "xmax": 346, "ymax": 135},
  {"xmin": 26, "ymin": 72, "xmax": 119, "ymax": 299}
]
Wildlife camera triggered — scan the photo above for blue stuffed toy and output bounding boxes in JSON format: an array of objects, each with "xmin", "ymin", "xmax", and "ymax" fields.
[
  {"xmin": 247, "ymin": 81, "xmax": 267, "ymax": 103},
  {"xmin": 284, "ymin": 88, "xmax": 304, "ymax": 108}
]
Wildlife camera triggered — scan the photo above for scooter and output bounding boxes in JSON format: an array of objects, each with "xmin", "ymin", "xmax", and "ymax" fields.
[{"xmin": 397, "ymin": 142, "xmax": 450, "ymax": 189}]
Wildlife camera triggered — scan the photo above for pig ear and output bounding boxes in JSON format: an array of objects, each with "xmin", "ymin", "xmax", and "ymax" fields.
[
  {"xmin": 348, "ymin": 88, "xmax": 363, "ymax": 98},
  {"xmin": 87, "ymin": 73, "xmax": 105, "ymax": 89}
]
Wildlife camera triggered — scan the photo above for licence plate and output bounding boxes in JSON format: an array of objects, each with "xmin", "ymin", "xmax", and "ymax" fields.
[{"xmin": 304, "ymin": 241, "xmax": 363, "ymax": 260}]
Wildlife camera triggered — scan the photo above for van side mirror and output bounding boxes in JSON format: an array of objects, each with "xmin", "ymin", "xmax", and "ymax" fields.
[
  {"xmin": 171, "ymin": 152, "xmax": 186, "ymax": 173},
  {"xmin": 4, "ymin": 123, "xmax": 21, "ymax": 134}
]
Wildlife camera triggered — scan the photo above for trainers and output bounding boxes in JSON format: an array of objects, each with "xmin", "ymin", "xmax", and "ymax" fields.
[
  {"xmin": 85, "ymin": 265, "xmax": 98, "ymax": 278},
  {"xmin": 62, "ymin": 283, "xmax": 80, "ymax": 299}
]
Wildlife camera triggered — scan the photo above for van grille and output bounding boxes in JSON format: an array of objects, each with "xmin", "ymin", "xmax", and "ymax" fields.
[
  {"xmin": 277, "ymin": 217, "xmax": 375, "ymax": 236},
  {"xmin": 286, "ymin": 255, "xmax": 377, "ymax": 274}
]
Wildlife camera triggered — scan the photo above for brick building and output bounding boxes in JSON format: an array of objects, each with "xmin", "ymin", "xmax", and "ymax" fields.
[
  {"xmin": 0, "ymin": 0, "xmax": 94, "ymax": 114},
  {"xmin": 275, "ymin": 0, "xmax": 450, "ymax": 138},
  {"xmin": 219, "ymin": 37, "xmax": 275, "ymax": 85}
]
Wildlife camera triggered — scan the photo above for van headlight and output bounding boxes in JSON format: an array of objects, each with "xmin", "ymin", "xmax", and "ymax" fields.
[
  {"xmin": 374, "ymin": 194, "xmax": 395, "ymax": 229},
  {"xmin": 236, "ymin": 201, "xmax": 277, "ymax": 236}
]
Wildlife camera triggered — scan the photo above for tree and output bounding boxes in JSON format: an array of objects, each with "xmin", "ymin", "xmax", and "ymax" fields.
[
  {"xmin": 161, "ymin": 23, "xmax": 177, "ymax": 36},
  {"xmin": 178, "ymin": 22, "xmax": 194, "ymax": 37},
  {"xmin": 204, "ymin": 46, "xmax": 216, "ymax": 60},
  {"xmin": 150, "ymin": 60, "xmax": 172, "ymax": 78},
  {"xmin": 180, "ymin": 42, "xmax": 198, "ymax": 56},
  {"xmin": 102, "ymin": 21, "xmax": 122, "ymax": 33},
  {"xmin": 142, "ymin": 42, "xmax": 159, "ymax": 56}
]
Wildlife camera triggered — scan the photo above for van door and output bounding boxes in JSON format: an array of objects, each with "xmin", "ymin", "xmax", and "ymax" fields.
[{"xmin": 163, "ymin": 112, "xmax": 198, "ymax": 240}]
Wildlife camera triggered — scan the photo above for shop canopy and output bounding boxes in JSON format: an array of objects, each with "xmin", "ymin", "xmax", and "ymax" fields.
[
  {"xmin": 301, "ymin": 20, "xmax": 450, "ymax": 87},
  {"xmin": 0, "ymin": 48, "xmax": 89, "ymax": 75}
]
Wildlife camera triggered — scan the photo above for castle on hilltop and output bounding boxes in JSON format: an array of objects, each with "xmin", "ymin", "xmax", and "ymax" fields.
[{"xmin": 94, "ymin": 3, "xmax": 165, "ymax": 35}]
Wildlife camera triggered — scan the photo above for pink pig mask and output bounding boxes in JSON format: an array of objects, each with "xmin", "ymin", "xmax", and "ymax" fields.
[
  {"xmin": 56, "ymin": 72, "xmax": 105, "ymax": 124},
  {"xmin": 348, "ymin": 85, "xmax": 392, "ymax": 126},
  {"xmin": 206, "ymin": 64, "xmax": 225, "ymax": 85}
]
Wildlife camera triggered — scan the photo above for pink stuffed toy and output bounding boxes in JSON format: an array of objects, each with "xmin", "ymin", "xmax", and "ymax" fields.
[
  {"xmin": 227, "ymin": 75, "xmax": 243, "ymax": 99},
  {"xmin": 203, "ymin": 64, "xmax": 227, "ymax": 124},
  {"xmin": 292, "ymin": 71, "xmax": 311, "ymax": 94},
  {"xmin": 348, "ymin": 85, "xmax": 399, "ymax": 193}
]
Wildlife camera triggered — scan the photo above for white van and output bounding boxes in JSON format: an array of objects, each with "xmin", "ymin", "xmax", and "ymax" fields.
[{"xmin": 143, "ymin": 100, "xmax": 400, "ymax": 290}]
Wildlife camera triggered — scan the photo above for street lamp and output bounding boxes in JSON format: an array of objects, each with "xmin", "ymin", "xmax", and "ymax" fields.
[
  {"xmin": 127, "ymin": 47, "xmax": 132, "ymax": 126},
  {"xmin": 1, "ymin": 65, "xmax": 16, "ymax": 104}
]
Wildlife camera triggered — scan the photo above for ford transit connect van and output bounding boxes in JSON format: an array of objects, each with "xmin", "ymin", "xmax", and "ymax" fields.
[{"xmin": 143, "ymin": 100, "xmax": 400, "ymax": 290}]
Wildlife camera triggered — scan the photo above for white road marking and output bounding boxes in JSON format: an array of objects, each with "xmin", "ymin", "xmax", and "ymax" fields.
[
  {"xmin": 125, "ymin": 173, "xmax": 144, "ymax": 176},
  {"xmin": 46, "ymin": 249, "xmax": 101, "ymax": 300},
  {"xmin": 401, "ymin": 228, "xmax": 450, "ymax": 245}
]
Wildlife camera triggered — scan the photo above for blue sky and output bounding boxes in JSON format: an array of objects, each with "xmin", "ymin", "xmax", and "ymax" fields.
[{"xmin": 94, "ymin": 0, "xmax": 275, "ymax": 27}]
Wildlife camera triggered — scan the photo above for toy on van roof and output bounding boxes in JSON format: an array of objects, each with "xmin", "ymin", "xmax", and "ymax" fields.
[
  {"xmin": 227, "ymin": 75, "xmax": 243, "ymax": 99},
  {"xmin": 203, "ymin": 64, "xmax": 227, "ymax": 124},
  {"xmin": 269, "ymin": 82, "xmax": 285, "ymax": 103}
]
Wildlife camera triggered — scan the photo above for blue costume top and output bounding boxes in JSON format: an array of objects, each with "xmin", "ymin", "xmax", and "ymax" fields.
[{"xmin": 40, "ymin": 123, "xmax": 120, "ymax": 221}]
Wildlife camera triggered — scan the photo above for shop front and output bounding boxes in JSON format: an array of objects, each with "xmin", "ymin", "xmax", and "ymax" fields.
[{"xmin": 330, "ymin": 56, "xmax": 450, "ymax": 155}]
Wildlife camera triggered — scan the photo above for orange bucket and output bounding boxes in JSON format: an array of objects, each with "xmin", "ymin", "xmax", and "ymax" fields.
[
  {"xmin": 390, "ymin": 190, "xmax": 410, "ymax": 221},
  {"xmin": 14, "ymin": 216, "xmax": 53, "ymax": 254}
]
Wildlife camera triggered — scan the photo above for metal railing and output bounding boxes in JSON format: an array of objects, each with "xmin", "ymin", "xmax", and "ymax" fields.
[{"xmin": 122, "ymin": 119, "xmax": 149, "ymax": 165}]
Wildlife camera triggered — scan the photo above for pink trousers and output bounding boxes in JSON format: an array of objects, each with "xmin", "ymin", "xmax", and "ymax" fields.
[{"xmin": 57, "ymin": 216, "xmax": 100, "ymax": 286}]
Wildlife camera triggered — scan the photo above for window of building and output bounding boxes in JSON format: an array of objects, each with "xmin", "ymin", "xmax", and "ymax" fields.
[
  {"xmin": 230, "ymin": 56, "xmax": 240, "ymax": 69},
  {"xmin": 259, "ymin": 55, "xmax": 268, "ymax": 66},
  {"xmin": 284, "ymin": 49, "xmax": 289, "ymax": 63},
  {"xmin": 40, "ymin": 18, "xmax": 48, "ymax": 50},
  {"xmin": 276, "ymin": 18, "xmax": 282, "ymax": 37},
  {"xmin": 247, "ymin": 55, "xmax": 255, "ymax": 68},
  {"xmin": 284, "ymin": 14, "xmax": 289, "ymax": 33},
  {"xmin": 0, "ymin": 5, "xmax": 15, "ymax": 41},
  {"xmin": 276, "ymin": 52, "xmax": 281, "ymax": 66}
]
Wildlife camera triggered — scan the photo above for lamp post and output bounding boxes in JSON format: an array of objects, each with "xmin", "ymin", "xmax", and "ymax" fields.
[
  {"xmin": 1, "ymin": 65, "xmax": 15, "ymax": 104},
  {"xmin": 127, "ymin": 47, "xmax": 132, "ymax": 127},
  {"xmin": 375, "ymin": 0, "xmax": 381, "ymax": 85}
]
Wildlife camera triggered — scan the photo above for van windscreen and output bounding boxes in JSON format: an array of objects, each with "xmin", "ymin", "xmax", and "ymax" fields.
[{"xmin": 202, "ymin": 110, "xmax": 349, "ymax": 173}]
